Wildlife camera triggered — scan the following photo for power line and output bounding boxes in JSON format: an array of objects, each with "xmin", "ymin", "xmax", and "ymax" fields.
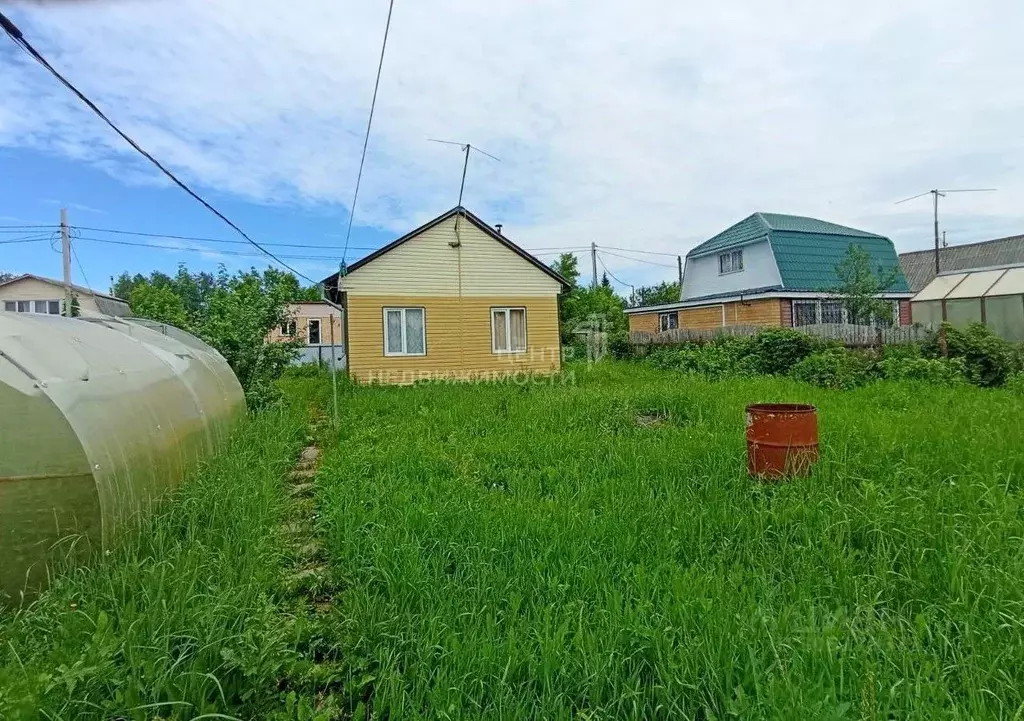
[
  {"xmin": 70, "ymin": 243, "xmax": 93, "ymax": 294},
  {"xmin": 74, "ymin": 235, "xmax": 343, "ymax": 261},
  {"xmin": 0, "ymin": 224, "xmax": 56, "ymax": 230},
  {"xmin": 0, "ymin": 11, "xmax": 319, "ymax": 284},
  {"xmin": 341, "ymin": 0, "xmax": 396, "ymax": 267},
  {"xmin": 72, "ymin": 225, "xmax": 379, "ymax": 251},
  {"xmin": 597, "ymin": 249, "xmax": 677, "ymax": 269},
  {"xmin": 600, "ymin": 245, "xmax": 679, "ymax": 258},
  {"xmin": 0, "ymin": 234, "xmax": 53, "ymax": 244},
  {"xmin": 596, "ymin": 252, "xmax": 633, "ymax": 290}
]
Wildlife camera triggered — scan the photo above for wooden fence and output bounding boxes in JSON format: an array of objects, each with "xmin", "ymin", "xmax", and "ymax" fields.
[{"xmin": 631, "ymin": 323, "xmax": 929, "ymax": 349}]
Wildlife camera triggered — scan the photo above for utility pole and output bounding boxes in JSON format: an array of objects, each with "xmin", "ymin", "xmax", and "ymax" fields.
[
  {"xmin": 60, "ymin": 208, "xmax": 72, "ymax": 317},
  {"xmin": 591, "ymin": 242, "xmax": 598, "ymax": 289},
  {"xmin": 677, "ymin": 255, "xmax": 684, "ymax": 300},
  {"xmin": 896, "ymin": 187, "xmax": 996, "ymax": 276}
]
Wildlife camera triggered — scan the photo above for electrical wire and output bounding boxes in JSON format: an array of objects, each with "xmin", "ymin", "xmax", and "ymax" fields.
[
  {"xmin": 0, "ymin": 234, "xmax": 53, "ymax": 244},
  {"xmin": 596, "ymin": 252, "xmax": 634, "ymax": 289},
  {"xmin": 600, "ymin": 245, "xmax": 679, "ymax": 258},
  {"xmin": 597, "ymin": 249, "xmax": 677, "ymax": 269},
  {"xmin": 74, "ymin": 235, "xmax": 344, "ymax": 261},
  {"xmin": 72, "ymin": 225, "xmax": 379, "ymax": 251},
  {"xmin": 0, "ymin": 224, "xmax": 56, "ymax": 230},
  {"xmin": 0, "ymin": 11, "xmax": 320, "ymax": 284},
  {"xmin": 70, "ymin": 243, "xmax": 93, "ymax": 294},
  {"xmin": 341, "ymin": 0, "xmax": 396, "ymax": 267}
]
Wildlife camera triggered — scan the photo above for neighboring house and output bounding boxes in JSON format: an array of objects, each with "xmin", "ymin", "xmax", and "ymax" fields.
[
  {"xmin": 626, "ymin": 213, "xmax": 912, "ymax": 333},
  {"xmin": 322, "ymin": 206, "xmax": 569, "ymax": 384},
  {"xmin": 0, "ymin": 273, "xmax": 131, "ymax": 317},
  {"xmin": 266, "ymin": 301, "xmax": 346, "ymax": 366},
  {"xmin": 899, "ymin": 234, "xmax": 1024, "ymax": 292}
]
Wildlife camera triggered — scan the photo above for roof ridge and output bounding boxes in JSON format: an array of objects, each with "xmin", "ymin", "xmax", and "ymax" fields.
[{"xmin": 899, "ymin": 233, "xmax": 1024, "ymax": 256}]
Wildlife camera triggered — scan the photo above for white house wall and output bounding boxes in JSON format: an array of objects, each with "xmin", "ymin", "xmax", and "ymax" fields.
[{"xmin": 682, "ymin": 240, "xmax": 782, "ymax": 300}]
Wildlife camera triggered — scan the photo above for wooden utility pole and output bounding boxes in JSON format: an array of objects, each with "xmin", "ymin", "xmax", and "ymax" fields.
[
  {"xmin": 591, "ymin": 242, "xmax": 598, "ymax": 289},
  {"xmin": 60, "ymin": 208, "xmax": 72, "ymax": 316},
  {"xmin": 677, "ymin": 255, "xmax": 684, "ymax": 299}
]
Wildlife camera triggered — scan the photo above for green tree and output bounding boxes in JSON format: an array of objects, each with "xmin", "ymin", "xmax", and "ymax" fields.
[
  {"xmin": 68, "ymin": 293, "xmax": 81, "ymax": 318},
  {"xmin": 0, "ymin": 271, "xmax": 14, "ymax": 284},
  {"xmin": 550, "ymin": 253, "xmax": 580, "ymax": 288},
  {"xmin": 116, "ymin": 264, "xmax": 301, "ymax": 408},
  {"xmin": 129, "ymin": 283, "xmax": 189, "ymax": 328},
  {"xmin": 833, "ymin": 245, "xmax": 900, "ymax": 325},
  {"xmin": 630, "ymin": 281, "xmax": 680, "ymax": 308}
]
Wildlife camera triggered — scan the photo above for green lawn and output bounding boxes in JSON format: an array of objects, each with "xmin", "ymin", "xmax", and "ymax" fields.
[
  {"xmin": 2, "ymin": 363, "xmax": 1023, "ymax": 719},
  {"xmin": 316, "ymin": 363, "xmax": 1024, "ymax": 719}
]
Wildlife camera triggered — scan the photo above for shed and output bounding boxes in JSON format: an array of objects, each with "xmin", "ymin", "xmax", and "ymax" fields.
[
  {"xmin": 911, "ymin": 264, "xmax": 1024, "ymax": 341},
  {"xmin": 0, "ymin": 313, "xmax": 245, "ymax": 600}
]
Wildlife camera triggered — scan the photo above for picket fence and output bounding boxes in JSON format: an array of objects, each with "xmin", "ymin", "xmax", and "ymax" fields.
[{"xmin": 631, "ymin": 323, "xmax": 929, "ymax": 349}]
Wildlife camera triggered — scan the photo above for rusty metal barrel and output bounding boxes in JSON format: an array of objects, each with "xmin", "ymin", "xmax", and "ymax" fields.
[{"xmin": 745, "ymin": 403, "xmax": 819, "ymax": 479}]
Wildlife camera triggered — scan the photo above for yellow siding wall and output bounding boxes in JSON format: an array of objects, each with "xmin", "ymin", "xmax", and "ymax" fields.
[
  {"xmin": 340, "ymin": 216, "xmax": 563, "ymax": 297},
  {"xmin": 348, "ymin": 295, "xmax": 561, "ymax": 384},
  {"xmin": 628, "ymin": 312, "xmax": 659, "ymax": 334}
]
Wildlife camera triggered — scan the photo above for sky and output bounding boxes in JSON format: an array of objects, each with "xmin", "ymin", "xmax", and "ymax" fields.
[{"xmin": 1, "ymin": 0, "xmax": 1023, "ymax": 296}]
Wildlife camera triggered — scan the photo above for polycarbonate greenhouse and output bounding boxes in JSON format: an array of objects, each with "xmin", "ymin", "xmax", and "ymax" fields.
[
  {"xmin": 912, "ymin": 265, "xmax": 1024, "ymax": 342},
  {"xmin": 0, "ymin": 313, "xmax": 245, "ymax": 600}
]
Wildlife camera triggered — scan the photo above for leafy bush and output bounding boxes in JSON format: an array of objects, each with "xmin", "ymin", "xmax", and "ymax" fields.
[
  {"xmin": 876, "ymin": 355, "xmax": 967, "ymax": 386},
  {"xmin": 922, "ymin": 323, "xmax": 1020, "ymax": 387},
  {"xmin": 789, "ymin": 348, "xmax": 871, "ymax": 390},
  {"xmin": 1006, "ymin": 372, "xmax": 1024, "ymax": 395},
  {"xmin": 749, "ymin": 327, "xmax": 819, "ymax": 375},
  {"xmin": 607, "ymin": 331, "xmax": 633, "ymax": 360},
  {"xmin": 645, "ymin": 338, "xmax": 758, "ymax": 379}
]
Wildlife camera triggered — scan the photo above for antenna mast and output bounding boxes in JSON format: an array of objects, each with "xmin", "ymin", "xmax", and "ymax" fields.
[
  {"xmin": 895, "ymin": 188, "xmax": 996, "ymax": 274},
  {"xmin": 428, "ymin": 139, "xmax": 500, "ymax": 207}
]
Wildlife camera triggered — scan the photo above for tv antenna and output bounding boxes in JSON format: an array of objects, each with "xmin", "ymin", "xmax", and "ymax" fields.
[
  {"xmin": 428, "ymin": 139, "xmax": 500, "ymax": 207},
  {"xmin": 895, "ymin": 188, "xmax": 996, "ymax": 274}
]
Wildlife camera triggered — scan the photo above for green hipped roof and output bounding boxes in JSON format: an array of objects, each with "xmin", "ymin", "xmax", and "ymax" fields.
[{"xmin": 687, "ymin": 212, "xmax": 910, "ymax": 293}]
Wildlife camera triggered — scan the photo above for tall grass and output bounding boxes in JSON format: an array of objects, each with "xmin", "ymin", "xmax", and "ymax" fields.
[
  {"xmin": 0, "ymin": 403, "xmax": 308, "ymax": 720},
  {"xmin": 315, "ymin": 363, "xmax": 1024, "ymax": 719}
]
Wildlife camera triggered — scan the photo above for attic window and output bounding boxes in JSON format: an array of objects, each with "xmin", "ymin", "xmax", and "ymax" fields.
[{"xmin": 719, "ymin": 249, "xmax": 744, "ymax": 274}]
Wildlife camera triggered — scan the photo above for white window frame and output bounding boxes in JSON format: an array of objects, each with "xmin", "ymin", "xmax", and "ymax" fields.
[
  {"xmin": 306, "ymin": 318, "xmax": 322, "ymax": 346},
  {"xmin": 383, "ymin": 307, "xmax": 427, "ymax": 357},
  {"xmin": 281, "ymin": 319, "xmax": 297, "ymax": 337},
  {"xmin": 718, "ymin": 249, "xmax": 744, "ymax": 275},
  {"xmin": 4, "ymin": 299, "xmax": 61, "ymax": 314},
  {"xmin": 491, "ymin": 306, "xmax": 528, "ymax": 354},
  {"xmin": 793, "ymin": 300, "xmax": 819, "ymax": 327},
  {"xmin": 658, "ymin": 311, "xmax": 679, "ymax": 332}
]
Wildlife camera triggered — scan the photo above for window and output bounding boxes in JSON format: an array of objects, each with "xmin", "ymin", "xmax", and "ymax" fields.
[
  {"xmin": 718, "ymin": 249, "xmax": 744, "ymax": 274},
  {"xmin": 492, "ymin": 307, "xmax": 527, "ymax": 353},
  {"xmin": 281, "ymin": 320, "xmax": 297, "ymax": 337},
  {"xmin": 29, "ymin": 299, "xmax": 61, "ymax": 315},
  {"xmin": 820, "ymin": 301, "xmax": 844, "ymax": 324},
  {"xmin": 793, "ymin": 301, "xmax": 818, "ymax": 326},
  {"xmin": 658, "ymin": 311, "xmax": 679, "ymax": 332},
  {"xmin": 307, "ymin": 318, "xmax": 321, "ymax": 345},
  {"xmin": 384, "ymin": 307, "xmax": 426, "ymax": 356},
  {"xmin": 3, "ymin": 302, "xmax": 14, "ymax": 312}
]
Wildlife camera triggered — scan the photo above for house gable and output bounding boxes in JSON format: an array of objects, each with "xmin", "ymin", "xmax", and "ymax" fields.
[
  {"xmin": 683, "ymin": 213, "xmax": 909, "ymax": 298},
  {"xmin": 330, "ymin": 208, "xmax": 566, "ymax": 297}
]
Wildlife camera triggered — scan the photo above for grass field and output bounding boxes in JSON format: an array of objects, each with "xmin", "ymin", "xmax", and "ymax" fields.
[
  {"xmin": 2, "ymin": 362, "xmax": 1023, "ymax": 719},
  {"xmin": 315, "ymin": 363, "xmax": 1024, "ymax": 719}
]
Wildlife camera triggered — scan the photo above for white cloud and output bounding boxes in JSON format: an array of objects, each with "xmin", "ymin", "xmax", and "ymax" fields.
[{"xmin": 2, "ymin": 0, "xmax": 1024, "ymax": 287}]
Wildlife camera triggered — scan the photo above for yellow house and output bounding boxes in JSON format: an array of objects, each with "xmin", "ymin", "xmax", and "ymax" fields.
[{"xmin": 322, "ymin": 206, "xmax": 568, "ymax": 384}]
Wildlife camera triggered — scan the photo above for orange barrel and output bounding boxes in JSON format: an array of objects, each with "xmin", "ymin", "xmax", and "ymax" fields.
[{"xmin": 745, "ymin": 403, "xmax": 819, "ymax": 479}]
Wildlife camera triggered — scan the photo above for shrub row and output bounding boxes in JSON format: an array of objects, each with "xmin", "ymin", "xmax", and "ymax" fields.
[{"xmin": 642, "ymin": 324, "xmax": 1024, "ymax": 391}]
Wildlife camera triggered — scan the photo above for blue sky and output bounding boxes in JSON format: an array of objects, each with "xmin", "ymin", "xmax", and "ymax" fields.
[{"xmin": 3, "ymin": 0, "xmax": 1024, "ymax": 298}]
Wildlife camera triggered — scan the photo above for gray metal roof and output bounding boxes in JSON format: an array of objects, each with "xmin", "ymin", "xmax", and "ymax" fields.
[{"xmin": 899, "ymin": 235, "xmax": 1024, "ymax": 292}]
